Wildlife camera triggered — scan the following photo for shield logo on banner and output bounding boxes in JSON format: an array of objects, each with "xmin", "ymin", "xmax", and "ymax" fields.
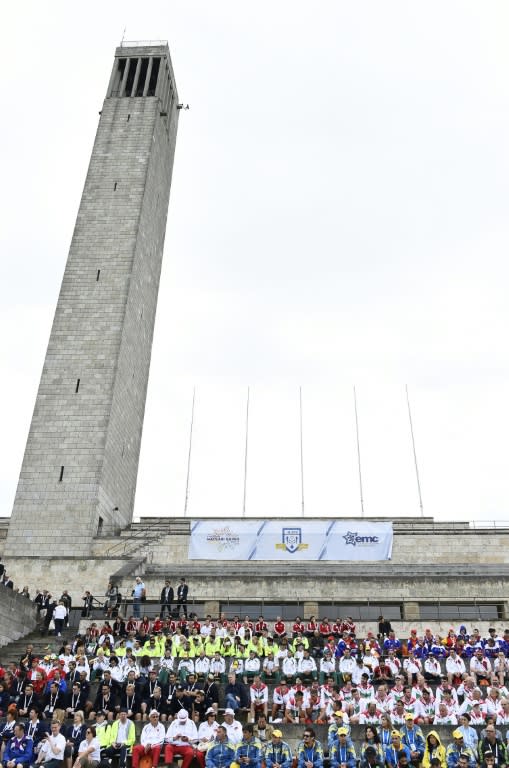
[{"xmin": 282, "ymin": 528, "xmax": 302, "ymax": 553}]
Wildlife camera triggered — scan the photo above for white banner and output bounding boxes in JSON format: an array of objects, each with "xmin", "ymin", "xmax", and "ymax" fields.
[{"xmin": 188, "ymin": 520, "xmax": 392, "ymax": 561}]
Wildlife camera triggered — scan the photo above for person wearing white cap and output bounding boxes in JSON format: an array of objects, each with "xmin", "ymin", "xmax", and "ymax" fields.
[
  {"xmin": 198, "ymin": 709, "xmax": 219, "ymax": 744},
  {"xmin": 164, "ymin": 709, "xmax": 198, "ymax": 768},
  {"xmin": 222, "ymin": 708, "xmax": 242, "ymax": 744},
  {"xmin": 131, "ymin": 710, "xmax": 165, "ymax": 768}
]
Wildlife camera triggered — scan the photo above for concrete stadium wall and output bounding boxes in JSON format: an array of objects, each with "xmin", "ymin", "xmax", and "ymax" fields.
[
  {"xmin": 2, "ymin": 519, "xmax": 509, "ymax": 613},
  {"xmin": 0, "ymin": 587, "xmax": 38, "ymax": 647}
]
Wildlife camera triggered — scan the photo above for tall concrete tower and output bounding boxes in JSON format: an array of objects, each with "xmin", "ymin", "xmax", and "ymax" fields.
[{"xmin": 6, "ymin": 43, "xmax": 179, "ymax": 557}]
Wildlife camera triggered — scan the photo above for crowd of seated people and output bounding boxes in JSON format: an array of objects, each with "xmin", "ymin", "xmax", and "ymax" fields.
[{"xmin": 1, "ymin": 612, "xmax": 509, "ymax": 768}]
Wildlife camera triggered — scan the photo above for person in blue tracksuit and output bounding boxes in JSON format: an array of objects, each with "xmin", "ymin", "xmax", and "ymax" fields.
[
  {"xmin": 205, "ymin": 726, "xmax": 236, "ymax": 768},
  {"xmin": 3, "ymin": 723, "xmax": 33, "ymax": 768}
]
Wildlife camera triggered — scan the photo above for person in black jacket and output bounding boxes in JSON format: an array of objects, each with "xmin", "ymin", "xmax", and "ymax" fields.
[
  {"xmin": 479, "ymin": 726, "xmax": 507, "ymax": 768},
  {"xmin": 0, "ymin": 682, "xmax": 10, "ymax": 717},
  {"xmin": 224, "ymin": 673, "xmax": 249, "ymax": 711},
  {"xmin": 20, "ymin": 645, "xmax": 35, "ymax": 673},
  {"xmin": 63, "ymin": 711, "xmax": 87, "ymax": 768},
  {"xmin": 90, "ymin": 684, "xmax": 116, "ymax": 721},
  {"xmin": 160, "ymin": 581, "xmax": 174, "ymax": 618},
  {"xmin": 378, "ymin": 616, "xmax": 393, "ymax": 640},
  {"xmin": 18, "ymin": 683, "xmax": 38, "ymax": 718},
  {"xmin": 203, "ymin": 674, "xmax": 220, "ymax": 712},
  {"xmin": 42, "ymin": 601, "xmax": 57, "ymax": 636},
  {"xmin": 64, "ymin": 682, "xmax": 87, "ymax": 719},
  {"xmin": 176, "ymin": 578, "xmax": 188, "ymax": 618},
  {"xmin": 25, "ymin": 708, "xmax": 47, "ymax": 756},
  {"xmin": 112, "ymin": 617, "xmax": 126, "ymax": 639},
  {"xmin": 81, "ymin": 592, "xmax": 94, "ymax": 618},
  {"xmin": 0, "ymin": 712, "xmax": 17, "ymax": 746},
  {"xmin": 35, "ymin": 591, "xmax": 51, "ymax": 619},
  {"xmin": 167, "ymin": 685, "xmax": 193, "ymax": 718},
  {"xmin": 42, "ymin": 681, "xmax": 65, "ymax": 720},
  {"xmin": 118, "ymin": 683, "xmax": 142, "ymax": 721}
]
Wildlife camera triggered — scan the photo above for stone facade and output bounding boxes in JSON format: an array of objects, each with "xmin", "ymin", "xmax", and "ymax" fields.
[
  {"xmin": 2, "ymin": 518, "xmax": 509, "ymax": 616},
  {"xmin": 0, "ymin": 588, "xmax": 38, "ymax": 647},
  {"xmin": 6, "ymin": 45, "xmax": 179, "ymax": 557}
]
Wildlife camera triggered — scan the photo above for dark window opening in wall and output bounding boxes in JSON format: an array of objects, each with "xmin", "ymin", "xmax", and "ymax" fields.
[
  {"xmin": 221, "ymin": 603, "xmax": 306, "ymax": 621},
  {"xmin": 97, "ymin": 516, "xmax": 104, "ymax": 535},
  {"xmin": 75, "ymin": 378, "xmax": 80, "ymax": 393},
  {"xmin": 420, "ymin": 603, "xmax": 502, "ymax": 621},
  {"xmin": 114, "ymin": 182, "xmax": 117, "ymax": 191},
  {"xmin": 96, "ymin": 269, "xmax": 101, "ymax": 281},
  {"xmin": 59, "ymin": 466, "xmax": 64, "ymax": 482},
  {"xmin": 125, "ymin": 58, "xmax": 137, "ymax": 97},
  {"xmin": 319, "ymin": 603, "xmax": 402, "ymax": 621},
  {"xmin": 147, "ymin": 58, "xmax": 160, "ymax": 96},
  {"xmin": 111, "ymin": 58, "xmax": 126, "ymax": 96},
  {"xmin": 220, "ymin": 602, "xmax": 402, "ymax": 622},
  {"xmin": 136, "ymin": 58, "xmax": 149, "ymax": 96}
]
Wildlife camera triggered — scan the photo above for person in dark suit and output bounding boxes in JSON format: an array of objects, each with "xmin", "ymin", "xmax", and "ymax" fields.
[
  {"xmin": 25, "ymin": 708, "xmax": 47, "ymax": 755},
  {"xmin": 64, "ymin": 682, "xmax": 87, "ymax": 719},
  {"xmin": 176, "ymin": 578, "xmax": 188, "ymax": 618},
  {"xmin": 18, "ymin": 683, "xmax": 39, "ymax": 718},
  {"xmin": 90, "ymin": 684, "xmax": 116, "ymax": 721},
  {"xmin": 160, "ymin": 581, "xmax": 174, "ymax": 618},
  {"xmin": 63, "ymin": 712, "xmax": 87, "ymax": 768},
  {"xmin": 81, "ymin": 592, "xmax": 94, "ymax": 618},
  {"xmin": 41, "ymin": 682, "xmax": 65, "ymax": 720}
]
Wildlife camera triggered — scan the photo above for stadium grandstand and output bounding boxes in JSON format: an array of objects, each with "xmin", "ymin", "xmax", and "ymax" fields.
[{"xmin": 0, "ymin": 569, "xmax": 508, "ymax": 768}]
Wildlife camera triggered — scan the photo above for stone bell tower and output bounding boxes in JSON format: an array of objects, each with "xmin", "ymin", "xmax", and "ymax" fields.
[{"xmin": 6, "ymin": 43, "xmax": 179, "ymax": 557}]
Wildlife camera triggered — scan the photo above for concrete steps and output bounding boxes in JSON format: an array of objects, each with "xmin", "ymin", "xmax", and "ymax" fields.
[
  {"xmin": 0, "ymin": 616, "xmax": 80, "ymax": 663},
  {"xmin": 145, "ymin": 561, "xmax": 509, "ymax": 579}
]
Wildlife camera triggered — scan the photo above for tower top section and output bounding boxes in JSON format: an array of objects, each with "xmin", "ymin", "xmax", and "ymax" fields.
[
  {"xmin": 6, "ymin": 41, "xmax": 179, "ymax": 559},
  {"xmin": 107, "ymin": 41, "xmax": 178, "ymax": 104}
]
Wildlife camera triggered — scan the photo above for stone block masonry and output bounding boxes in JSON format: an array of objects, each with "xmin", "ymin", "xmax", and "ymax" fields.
[
  {"xmin": 6, "ymin": 45, "xmax": 179, "ymax": 557},
  {"xmin": 0, "ymin": 587, "xmax": 38, "ymax": 647}
]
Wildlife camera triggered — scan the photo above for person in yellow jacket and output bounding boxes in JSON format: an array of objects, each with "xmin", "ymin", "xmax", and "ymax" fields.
[
  {"xmin": 94, "ymin": 711, "xmax": 111, "ymax": 749},
  {"xmin": 176, "ymin": 641, "xmax": 197, "ymax": 658},
  {"xmin": 171, "ymin": 628, "xmax": 186, "ymax": 652},
  {"xmin": 263, "ymin": 637, "xmax": 280, "ymax": 657},
  {"xmin": 114, "ymin": 640, "xmax": 127, "ymax": 658},
  {"xmin": 102, "ymin": 709, "xmax": 136, "ymax": 768},
  {"xmin": 422, "ymin": 730, "xmax": 446, "ymax": 768},
  {"xmin": 221, "ymin": 638, "xmax": 236, "ymax": 657},
  {"xmin": 291, "ymin": 635, "xmax": 310, "ymax": 652},
  {"xmin": 190, "ymin": 635, "xmax": 205, "ymax": 655},
  {"xmin": 204, "ymin": 636, "xmax": 222, "ymax": 656},
  {"xmin": 248, "ymin": 637, "xmax": 266, "ymax": 657},
  {"xmin": 143, "ymin": 636, "xmax": 165, "ymax": 657}
]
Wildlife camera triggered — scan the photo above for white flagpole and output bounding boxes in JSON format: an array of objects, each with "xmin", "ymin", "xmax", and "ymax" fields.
[
  {"xmin": 406, "ymin": 385, "xmax": 424, "ymax": 517},
  {"xmin": 242, "ymin": 387, "xmax": 250, "ymax": 518},
  {"xmin": 183, "ymin": 388, "xmax": 195, "ymax": 517},
  {"xmin": 300, "ymin": 386, "xmax": 305, "ymax": 517},
  {"xmin": 353, "ymin": 386, "xmax": 365, "ymax": 517}
]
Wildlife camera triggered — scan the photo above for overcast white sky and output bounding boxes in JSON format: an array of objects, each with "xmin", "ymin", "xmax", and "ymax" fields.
[{"xmin": 1, "ymin": 1, "xmax": 509, "ymax": 523}]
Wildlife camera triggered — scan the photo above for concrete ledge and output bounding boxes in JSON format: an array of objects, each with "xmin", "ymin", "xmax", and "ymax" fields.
[{"xmin": 0, "ymin": 587, "xmax": 37, "ymax": 647}]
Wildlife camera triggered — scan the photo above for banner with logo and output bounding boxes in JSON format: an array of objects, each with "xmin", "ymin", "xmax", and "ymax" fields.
[{"xmin": 188, "ymin": 520, "xmax": 393, "ymax": 561}]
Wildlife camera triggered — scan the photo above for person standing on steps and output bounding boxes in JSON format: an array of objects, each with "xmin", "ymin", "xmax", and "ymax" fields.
[
  {"xmin": 131, "ymin": 577, "xmax": 146, "ymax": 620},
  {"xmin": 177, "ymin": 578, "xmax": 188, "ymax": 618},
  {"xmin": 160, "ymin": 580, "xmax": 174, "ymax": 618}
]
